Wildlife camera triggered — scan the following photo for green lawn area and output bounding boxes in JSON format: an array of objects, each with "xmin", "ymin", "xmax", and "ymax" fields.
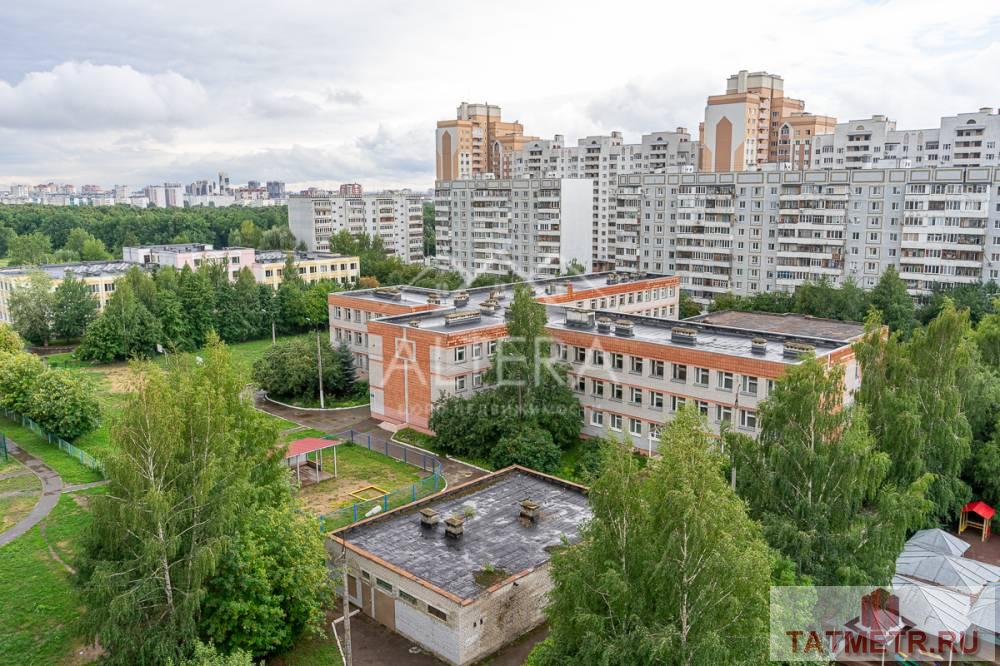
[
  {"xmin": 0, "ymin": 458, "xmax": 41, "ymax": 532},
  {"xmin": 0, "ymin": 417, "xmax": 103, "ymax": 484},
  {"xmin": 0, "ymin": 488, "xmax": 101, "ymax": 665},
  {"xmin": 269, "ymin": 626, "xmax": 343, "ymax": 666}
]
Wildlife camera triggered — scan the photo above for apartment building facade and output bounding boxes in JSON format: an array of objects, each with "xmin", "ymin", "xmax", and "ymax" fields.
[
  {"xmin": 699, "ymin": 70, "xmax": 834, "ymax": 173},
  {"xmin": 0, "ymin": 261, "xmax": 141, "ymax": 323},
  {"xmin": 433, "ymin": 177, "xmax": 593, "ymax": 280},
  {"xmin": 809, "ymin": 108, "xmax": 1000, "ymax": 170},
  {"xmin": 326, "ymin": 273, "xmax": 862, "ymax": 451},
  {"xmin": 287, "ymin": 190, "xmax": 425, "ymax": 263},
  {"xmin": 509, "ymin": 130, "xmax": 697, "ymax": 269},
  {"xmin": 436, "ymin": 103, "xmax": 536, "ymax": 180},
  {"xmin": 617, "ymin": 166, "xmax": 1000, "ymax": 302},
  {"xmin": 251, "ymin": 250, "xmax": 359, "ymax": 288}
]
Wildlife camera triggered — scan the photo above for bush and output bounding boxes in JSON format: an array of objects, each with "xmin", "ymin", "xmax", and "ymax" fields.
[
  {"xmin": 25, "ymin": 369, "xmax": 100, "ymax": 439},
  {"xmin": 0, "ymin": 350, "xmax": 46, "ymax": 414},
  {"xmin": 252, "ymin": 337, "xmax": 348, "ymax": 401},
  {"xmin": 0, "ymin": 323, "xmax": 23, "ymax": 354},
  {"xmin": 490, "ymin": 425, "xmax": 561, "ymax": 473}
]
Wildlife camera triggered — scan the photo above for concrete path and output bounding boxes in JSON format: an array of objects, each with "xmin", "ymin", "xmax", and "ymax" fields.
[
  {"xmin": 0, "ymin": 439, "xmax": 64, "ymax": 547},
  {"xmin": 62, "ymin": 480, "xmax": 108, "ymax": 493}
]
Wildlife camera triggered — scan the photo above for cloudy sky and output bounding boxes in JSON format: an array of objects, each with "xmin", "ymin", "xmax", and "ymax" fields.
[{"xmin": 2, "ymin": 0, "xmax": 998, "ymax": 192}]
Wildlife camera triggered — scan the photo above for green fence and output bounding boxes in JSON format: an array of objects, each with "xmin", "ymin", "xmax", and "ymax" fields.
[
  {"xmin": 1, "ymin": 407, "xmax": 104, "ymax": 475},
  {"xmin": 318, "ymin": 470, "xmax": 442, "ymax": 533}
]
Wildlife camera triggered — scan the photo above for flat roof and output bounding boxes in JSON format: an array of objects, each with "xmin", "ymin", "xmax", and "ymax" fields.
[
  {"xmin": 130, "ymin": 243, "xmax": 216, "ymax": 252},
  {"xmin": 685, "ymin": 311, "xmax": 864, "ymax": 343},
  {"xmin": 254, "ymin": 250, "xmax": 353, "ymax": 263},
  {"xmin": 335, "ymin": 468, "xmax": 591, "ymax": 602},
  {"xmin": 0, "ymin": 260, "xmax": 143, "ymax": 279}
]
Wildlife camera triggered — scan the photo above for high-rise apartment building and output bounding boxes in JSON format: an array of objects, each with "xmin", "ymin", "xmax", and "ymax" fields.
[
  {"xmin": 433, "ymin": 177, "xmax": 593, "ymax": 280},
  {"xmin": 809, "ymin": 108, "xmax": 1000, "ymax": 170},
  {"xmin": 339, "ymin": 183, "xmax": 362, "ymax": 196},
  {"xmin": 617, "ymin": 165, "xmax": 1000, "ymax": 302},
  {"xmin": 510, "ymin": 129, "xmax": 697, "ymax": 270},
  {"xmin": 436, "ymin": 102, "xmax": 536, "ymax": 180},
  {"xmin": 699, "ymin": 70, "xmax": 835, "ymax": 172},
  {"xmin": 288, "ymin": 190, "xmax": 425, "ymax": 263}
]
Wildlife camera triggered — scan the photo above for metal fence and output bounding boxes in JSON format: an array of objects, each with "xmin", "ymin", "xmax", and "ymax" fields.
[
  {"xmin": 1, "ymin": 407, "xmax": 105, "ymax": 475},
  {"xmin": 317, "ymin": 429, "xmax": 444, "ymax": 533}
]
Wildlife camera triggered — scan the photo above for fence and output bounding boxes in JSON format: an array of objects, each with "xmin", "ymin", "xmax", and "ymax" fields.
[
  {"xmin": 317, "ymin": 429, "xmax": 444, "ymax": 533},
  {"xmin": 1, "ymin": 407, "xmax": 105, "ymax": 475}
]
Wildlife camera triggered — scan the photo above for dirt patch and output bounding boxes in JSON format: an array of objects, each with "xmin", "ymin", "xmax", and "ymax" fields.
[
  {"xmin": 298, "ymin": 479, "xmax": 387, "ymax": 515},
  {"xmin": 60, "ymin": 639, "xmax": 105, "ymax": 665},
  {"xmin": 70, "ymin": 494, "xmax": 90, "ymax": 509},
  {"xmin": 97, "ymin": 364, "xmax": 138, "ymax": 394}
]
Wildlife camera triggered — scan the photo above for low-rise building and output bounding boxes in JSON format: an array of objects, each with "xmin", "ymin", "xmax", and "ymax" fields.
[
  {"xmin": 330, "ymin": 465, "xmax": 591, "ymax": 666},
  {"xmin": 251, "ymin": 250, "xmax": 358, "ymax": 288},
  {"xmin": 0, "ymin": 260, "xmax": 140, "ymax": 323}
]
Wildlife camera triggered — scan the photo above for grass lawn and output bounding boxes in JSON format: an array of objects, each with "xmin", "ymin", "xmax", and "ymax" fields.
[
  {"xmin": 0, "ymin": 488, "xmax": 101, "ymax": 665},
  {"xmin": 0, "ymin": 459, "xmax": 41, "ymax": 531},
  {"xmin": 269, "ymin": 624, "xmax": 343, "ymax": 666},
  {"xmin": 0, "ymin": 417, "xmax": 103, "ymax": 485},
  {"xmin": 296, "ymin": 443, "xmax": 429, "ymax": 517}
]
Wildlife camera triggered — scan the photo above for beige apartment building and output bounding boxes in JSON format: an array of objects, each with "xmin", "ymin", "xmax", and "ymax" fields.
[
  {"xmin": 436, "ymin": 103, "xmax": 537, "ymax": 180},
  {"xmin": 0, "ymin": 261, "xmax": 140, "ymax": 324},
  {"xmin": 699, "ymin": 70, "xmax": 835, "ymax": 172},
  {"xmin": 251, "ymin": 250, "xmax": 359, "ymax": 288}
]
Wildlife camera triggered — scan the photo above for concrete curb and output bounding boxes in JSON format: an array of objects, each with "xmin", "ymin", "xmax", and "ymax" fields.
[{"xmin": 261, "ymin": 393, "xmax": 370, "ymax": 413}]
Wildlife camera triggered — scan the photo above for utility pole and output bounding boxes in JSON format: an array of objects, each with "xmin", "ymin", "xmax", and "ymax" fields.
[
  {"xmin": 271, "ymin": 318, "xmax": 276, "ymax": 345},
  {"xmin": 341, "ymin": 565, "xmax": 353, "ymax": 666},
  {"xmin": 316, "ymin": 324, "xmax": 325, "ymax": 409}
]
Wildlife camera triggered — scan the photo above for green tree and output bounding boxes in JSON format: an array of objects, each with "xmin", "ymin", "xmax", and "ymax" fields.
[
  {"xmin": 974, "ymin": 298, "xmax": 1000, "ymax": 370},
  {"xmin": 64, "ymin": 227, "xmax": 112, "ymax": 261},
  {"xmin": 0, "ymin": 350, "xmax": 45, "ymax": 414},
  {"xmin": 172, "ymin": 641, "xmax": 254, "ymax": 666},
  {"xmin": 52, "ymin": 271, "xmax": 98, "ymax": 340},
  {"xmin": 490, "ymin": 424, "xmax": 561, "ymax": 472},
  {"xmin": 252, "ymin": 337, "xmax": 343, "ymax": 401},
  {"xmin": 333, "ymin": 340, "xmax": 357, "ymax": 396},
  {"xmin": 8, "ymin": 270, "xmax": 54, "ymax": 345},
  {"xmin": 77, "ymin": 281, "xmax": 162, "ymax": 362},
  {"xmin": 734, "ymin": 356, "xmax": 932, "ymax": 584},
  {"xmin": 533, "ymin": 408, "xmax": 771, "ymax": 665},
  {"xmin": 26, "ymin": 369, "xmax": 100, "ymax": 439},
  {"xmin": 179, "ymin": 266, "xmax": 216, "ymax": 347},
  {"xmin": 870, "ymin": 265, "xmax": 916, "ymax": 335},
  {"xmin": 678, "ymin": 291, "xmax": 701, "ymax": 318},
  {"xmin": 0, "ymin": 322, "xmax": 23, "ymax": 354},
  {"xmin": 7, "ymin": 231, "xmax": 52, "ymax": 265},
  {"xmin": 77, "ymin": 337, "xmax": 323, "ymax": 664},
  {"xmin": 422, "ymin": 203, "xmax": 435, "ymax": 256}
]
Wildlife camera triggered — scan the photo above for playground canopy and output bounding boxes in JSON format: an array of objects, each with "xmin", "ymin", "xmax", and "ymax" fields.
[
  {"xmin": 285, "ymin": 437, "xmax": 343, "ymax": 485},
  {"xmin": 960, "ymin": 500, "xmax": 996, "ymax": 542}
]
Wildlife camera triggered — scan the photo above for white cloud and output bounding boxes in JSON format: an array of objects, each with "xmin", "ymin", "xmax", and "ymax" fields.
[{"xmin": 0, "ymin": 61, "xmax": 208, "ymax": 130}]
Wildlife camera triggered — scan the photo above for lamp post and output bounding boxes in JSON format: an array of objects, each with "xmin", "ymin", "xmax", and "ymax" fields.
[{"xmin": 306, "ymin": 316, "xmax": 325, "ymax": 409}]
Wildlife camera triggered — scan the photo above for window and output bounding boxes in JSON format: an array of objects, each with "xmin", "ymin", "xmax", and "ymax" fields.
[
  {"xmin": 427, "ymin": 605, "xmax": 448, "ymax": 622},
  {"xmin": 630, "ymin": 387, "xmax": 643, "ymax": 405},
  {"xmin": 592, "ymin": 380, "xmax": 604, "ymax": 397},
  {"xmin": 718, "ymin": 372, "xmax": 734, "ymax": 391},
  {"xmin": 672, "ymin": 364, "xmax": 687, "ymax": 382},
  {"xmin": 629, "ymin": 418, "xmax": 642, "ymax": 436},
  {"xmin": 671, "ymin": 395, "xmax": 686, "ymax": 412},
  {"xmin": 630, "ymin": 356, "xmax": 644, "ymax": 374},
  {"xmin": 694, "ymin": 367, "xmax": 709, "ymax": 386},
  {"xmin": 472, "ymin": 343, "xmax": 482, "ymax": 360},
  {"xmin": 574, "ymin": 347, "xmax": 586, "ymax": 363},
  {"xmin": 696, "ymin": 400, "xmax": 709, "ymax": 416},
  {"xmin": 717, "ymin": 405, "xmax": 732, "ymax": 423},
  {"xmin": 611, "ymin": 353, "xmax": 624, "ymax": 370},
  {"xmin": 375, "ymin": 577, "xmax": 393, "ymax": 593},
  {"xmin": 361, "ymin": 570, "xmax": 371, "ymax": 583},
  {"xmin": 592, "ymin": 350, "xmax": 604, "ymax": 366},
  {"xmin": 650, "ymin": 360, "xmax": 665, "ymax": 378},
  {"xmin": 610, "ymin": 414, "xmax": 623, "ymax": 431},
  {"xmin": 740, "ymin": 409, "xmax": 758, "ymax": 430},
  {"xmin": 611, "ymin": 384, "xmax": 623, "ymax": 401},
  {"xmin": 741, "ymin": 375, "xmax": 758, "ymax": 396},
  {"xmin": 649, "ymin": 424, "xmax": 661, "ymax": 441},
  {"xmin": 454, "ymin": 347, "xmax": 466, "ymax": 363},
  {"xmin": 399, "ymin": 589, "xmax": 418, "ymax": 605},
  {"xmin": 575, "ymin": 376, "xmax": 586, "ymax": 392},
  {"xmin": 651, "ymin": 391, "xmax": 664, "ymax": 410},
  {"xmin": 488, "ymin": 340, "xmax": 498, "ymax": 355},
  {"xmin": 472, "ymin": 373, "xmax": 483, "ymax": 388},
  {"xmin": 455, "ymin": 376, "xmax": 467, "ymax": 392},
  {"xmin": 591, "ymin": 410, "xmax": 604, "ymax": 426}
]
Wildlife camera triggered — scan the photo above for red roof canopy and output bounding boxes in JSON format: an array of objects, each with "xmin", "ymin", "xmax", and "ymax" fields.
[
  {"xmin": 962, "ymin": 501, "xmax": 996, "ymax": 520},
  {"xmin": 285, "ymin": 437, "xmax": 341, "ymax": 459}
]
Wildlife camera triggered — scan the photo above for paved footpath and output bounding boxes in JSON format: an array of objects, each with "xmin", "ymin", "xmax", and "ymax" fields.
[{"xmin": 0, "ymin": 438, "xmax": 64, "ymax": 547}]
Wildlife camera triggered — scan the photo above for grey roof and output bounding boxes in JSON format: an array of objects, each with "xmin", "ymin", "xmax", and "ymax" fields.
[
  {"xmin": 338, "ymin": 469, "xmax": 591, "ymax": 601},
  {"xmin": 0, "ymin": 260, "xmax": 142, "ymax": 279},
  {"xmin": 253, "ymin": 249, "xmax": 351, "ymax": 263},
  {"xmin": 892, "ymin": 574, "xmax": 972, "ymax": 637},
  {"xmin": 906, "ymin": 528, "xmax": 972, "ymax": 557},
  {"xmin": 685, "ymin": 311, "xmax": 865, "ymax": 343},
  {"xmin": 895, "ymin": 546, "xmax": 1000, "ymax": 590},
  {"xmin": 970, "ymin": 582, "xmax": 1000, "ymax": 632}
]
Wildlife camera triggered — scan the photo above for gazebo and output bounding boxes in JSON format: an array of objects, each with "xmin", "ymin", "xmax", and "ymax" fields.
[
  {"xmin": 284, "ymin": 437, "xmax": 342, "ymax": 486},
  {"xmin": 959, "ymin": 501, "xmax": 996, "ymax": 543}
]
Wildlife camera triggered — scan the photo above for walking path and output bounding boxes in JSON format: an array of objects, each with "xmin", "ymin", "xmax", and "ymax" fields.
[{"xmin": 0, "ymin": 438, "xmax": 63, "ymax": 547}]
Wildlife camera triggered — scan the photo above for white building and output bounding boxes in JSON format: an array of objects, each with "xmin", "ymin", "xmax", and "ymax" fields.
[
  {"xmin": 433, "ymin": 177, "xmax": 593, "ymax": 280},
  {"xmin": 288, "ymin": 190, "xmax": 425, "ymax": 263},
  {"xmin": 811, "ymin": 108, "xmax": 1000, "ymax": 170}
]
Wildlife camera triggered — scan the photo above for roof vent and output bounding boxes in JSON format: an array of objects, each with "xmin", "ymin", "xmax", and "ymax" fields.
[
  {"xmin": 409, "ymin": 320, "xmax": 420, "ymax": 328},
  {"xmin": 490, "ymin": 288, "xmax": 505, "ymax": 302},
  {"xmin": 445, "ymin": 311, "xmax": 482, "ymax": 327},
  {"xmin": 520, "ymin": 499, "xmax": 540, "ymax": 522},
  {"xmin": 596, "ymin": 316, "xmax": 612, "ymax": 333},
  {"xmin": 615, "ymin": 319, "xmax": 634, "ymax": 337},
  {"xmin": 426, "ymin": 293, "xmax": 442, "ymax": 305},
  {"xmin": 444, "ymin": 515, "xmax": 465, "ymax": 539},
  {"xmin": 420, "ymin": 508, "xmax": 439, "ymax": 528},
  {"xmin": 453, "ymin": 291, "xmax": 469, "ymax": 307},
  {"xmin": 479, "ymin": 299, "xmax": 498, "ymax": 315},
  {"xmin": 751, "ymin": 337, "xmax": 767, "ymax": 355},
  {"xmin": 374, "ymin": 287, "xmax": 402, "ymax": 301},
  {"xmin": 565, "ymin": 307, "xmax": 595, "ymax": 329},
  {"xmin": 544, "ymin": 283, "xmax": 556, "ymax": 295},
  {"xmin": 783, "ymin": 341, "xmax": 815, "ymax": 358},
  {"xmin": 671, "ymin": 326, "xmax": 698, "ymax": 344},
  {"xmin": 606, "ymin": 274, "xmax": 619, "ymax": 285}
]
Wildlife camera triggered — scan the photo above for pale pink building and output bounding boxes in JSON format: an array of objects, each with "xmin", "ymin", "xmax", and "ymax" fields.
[{"xmin": 123, "ymin": 243, "xmax": 256, "ymax": 281}]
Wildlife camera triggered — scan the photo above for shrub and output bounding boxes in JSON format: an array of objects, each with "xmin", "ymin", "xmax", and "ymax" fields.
[
  {"xmin": 25, "ymin": 369, "xmax": 100, "ymax": 439},
  {"xmin": 0, "ymin": 323, "xmax": 23, "ymax": 354},
  {"xmin": 490, "ymin": 424, "xmax": 561, "ymax": 473},
  {"xmin": 0, "ymin": 350, "xmax": 45, "ymax": 414},
  {"xmin": 252, "ymin": 337, "xmax": 344, "ymax": 401}
]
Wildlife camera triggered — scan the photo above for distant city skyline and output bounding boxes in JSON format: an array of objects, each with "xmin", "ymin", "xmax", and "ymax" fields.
[{"xmin": 1, "ymin": 1, "xmax": 998, "ymax": 189}]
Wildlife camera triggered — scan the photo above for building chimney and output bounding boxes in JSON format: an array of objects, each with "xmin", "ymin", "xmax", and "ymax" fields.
[
  {"xmin": 420, "ymin": 508, "xmax": 439, "ymax": 528},
  {"xmin": 520, "ymin": 499, "xmax": 541, "ymax": 522},
  {"xmin": 444, "ymin": 515, "xmax": 465, "ymax": 538}
]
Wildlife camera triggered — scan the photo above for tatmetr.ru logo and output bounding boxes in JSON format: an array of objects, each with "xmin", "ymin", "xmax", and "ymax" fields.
[{"xmin": 770, "ymin": 584, "xmax": 996, "ymax": 662}]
